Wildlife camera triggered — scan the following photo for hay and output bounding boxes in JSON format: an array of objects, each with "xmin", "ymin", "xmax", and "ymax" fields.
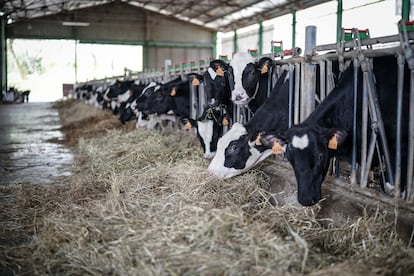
[{"xmin": 1, "ymin": 100, "xmax": 414, "ymax": 275}]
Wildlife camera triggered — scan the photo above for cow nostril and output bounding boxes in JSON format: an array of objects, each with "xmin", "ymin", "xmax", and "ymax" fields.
[{"xmin": 235, "ymin": 95, "xmax": 243, "ymax": 101}]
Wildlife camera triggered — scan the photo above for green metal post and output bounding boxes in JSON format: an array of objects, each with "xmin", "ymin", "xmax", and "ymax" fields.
[
  {"xmin": 212, "ymin": 31, "xmax": 217, "ymax": 58},
  {"xmin": 402, "ymin": 0, "xmax": 411, "ymax": 21},
  {"xmin": 258, "ymin": 19, "xmax": 263, "ymax": 55},
  {"xmin": 291, "ymin": 10, "xmax": 296, "ymax": 49},
  {"xmin": 233, "ymin": 29, "xmax": 238, "ymax": 54},
  {"xmin": 143, "ymin": 44, "xmax": 150, "ymax": 70},
  {"xmin": 74, "ymin": 39, "xmax": 78, "ymax": 84},
  {"xmin": 336, "ymin": 0, "xmax": 343, "ymax": 43}
]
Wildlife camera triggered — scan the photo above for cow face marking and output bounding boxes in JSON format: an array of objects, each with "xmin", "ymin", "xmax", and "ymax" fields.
[
  {"xmin": 197, "ymin": 120, "xmax": 215, "ymax": 159},
  {"xmin": 208, "ymin": 67, "xmax": 217, "ymax": 80},
  {"xmin": 208, "ymin": 123, "xmax": 273, "ymax": 178},
  {"xmin": 291, "ymin": 134, "xmax": 309, "ymax": 150}
]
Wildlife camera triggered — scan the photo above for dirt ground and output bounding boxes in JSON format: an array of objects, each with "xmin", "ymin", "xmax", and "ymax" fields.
[{"xmin": 1, "ymin": 100, "xmax": 413, "ymax": 275}]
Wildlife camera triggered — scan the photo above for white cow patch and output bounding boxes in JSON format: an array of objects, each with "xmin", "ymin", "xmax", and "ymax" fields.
[
  {"xmin": 208, "ymin": 67, "xmax": 217, "ymax": 80},
  {"xmin": 291, "ymin": 134, "xmax": 309, "ymax": 150},
  {"xmin": 230, "ymin": 52, "xmax": 255, "ymax": 104},
  {"xmin": 197, "ymin": 120, "xmax": 214, "ymax": 159},
  {"xmin": 208, "ymin": 123, "xmax": 272, "ymax": 178}
]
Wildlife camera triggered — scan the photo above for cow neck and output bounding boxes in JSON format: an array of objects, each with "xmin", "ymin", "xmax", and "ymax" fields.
[{"xmin": 302, "ymin": 66, "xmax": 355, "ymax": 131}]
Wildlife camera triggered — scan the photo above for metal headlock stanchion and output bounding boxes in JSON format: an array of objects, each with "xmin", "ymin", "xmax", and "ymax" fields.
[
  {"xmin": 399, "ymin": 20, "xmax": 414, "ymax": 202},
  {"xmin": 353, "ymin": 28, "xmax": 395, "ymax": 191}
]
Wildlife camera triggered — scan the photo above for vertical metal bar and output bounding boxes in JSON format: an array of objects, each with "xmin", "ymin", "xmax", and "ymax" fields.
[
  {"xmin": 351, "ymin": 58, "xmax": 360, "ymax": 185},
  {"xmin": 291, "ymin": 10, "xmax": 296, "ymax": 49},
  {"xmin": 212, "ymin": 31, "xmax": 217, "ymax": 59},
  {"xmin": 288, "ymin": 63, "xmax": 294, "ymax": 128},
  {"xmin": 395, "ymin": 55, "xmax": 405, "ymax": 198},
  {"xmin": 189, "ymin": 82, "xmax": 198, "ymax": 120},
  {"xmin": 233, "ymin": 29, "xmax": 238, "ymax": 53},
  {"xmin": 198, "ymin": 83, "xmax": 206, "ymax": 118},
  {"xmin": 267, "ymin": 65, "xmax": 273, "ymax": 98},
  {"xmin": 407, "ymin": 70, "xmax": 414, "ymax": 202},
  {"xmin": 402, "ymin": 0, "xmax": 411, "ymax": 22},
  {"xmin": 360, "ymin": 63, "xmax": 369, "ymax": 187},
  {"xmin": 75, "ymin": 40, "xmax": 78, "ymax": 84},
  {"xmin": 258, "ymin": 18, "xmax": 263, "ymax": 56},
  {"xmin": 366, "ymin": 68, "xmax": 395, "ymax": 188},
  {"xmin": 361, "ymin": 131, "xmax": 378, "ymax": 188},
  {"xmin": 336, "ymin": 0, "xmax": 343, "ymax": 43},
  {"xmin": 302, "ymin": 25, "xmax": 317, "ymax": 122},
  {"xmin": 294, "ymin": 63, "xmax": 301, "ymax": 124},
  {"xmin": 319, "ymin": 60, "xmax": 326, "ymax": 102},
  {"xmin": 326, "ymin": 60, "xmax": 334, "ymax": 94}
]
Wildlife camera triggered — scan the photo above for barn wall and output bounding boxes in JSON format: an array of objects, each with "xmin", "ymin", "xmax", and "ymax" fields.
[
  {"xmin": 220, "ymin": 25, "xmax": 274, "ymax": 58},
  {"xmin": 6, "ymin": 2, "xmax": 214, "ymax": 70}
]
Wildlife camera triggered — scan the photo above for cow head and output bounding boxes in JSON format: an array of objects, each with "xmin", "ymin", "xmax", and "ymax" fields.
[
  {"xmin": 229, "ymin": 53, "xmax": 273, "ymax": 106},
  {"xmin": 260, "ymin": 126, "xmax": 347, "ymax": 206},
  {"xmin": 181, "ymin": 106, "xmax": 230, "ymax": 159},
  {"xmin": 204, "ymin": 59, "xmax": 231, "ymax": 108},
  {"xmin": 207, "ymin": 123, "xmax": 273, "ymax": 178}
]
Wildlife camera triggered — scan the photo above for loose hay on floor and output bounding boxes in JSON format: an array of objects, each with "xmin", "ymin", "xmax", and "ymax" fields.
[{"xmin": 1, "ymin": 100, "xmax": 414, "ymax": 275}]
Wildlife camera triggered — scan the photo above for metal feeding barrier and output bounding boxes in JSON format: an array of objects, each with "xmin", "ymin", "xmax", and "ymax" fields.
[{"xmin": 77, "ymin": 23, "xmax": 414, "ymax": 206}]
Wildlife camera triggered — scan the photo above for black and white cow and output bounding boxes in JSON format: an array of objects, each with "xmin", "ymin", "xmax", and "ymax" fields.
[
  {"xmin": 260, "ymin": 55, "xmax": 410, "ymax": 206},
  {"xmin": 181, "ymin": 60, "xmax": 232, "ymax": 159},
  {"xmin": 208, "ymin": 69, "xmax": 290, "ymax": 177},
  {"xmin": 118, "ymin": 82, "xmax": 147, "ymax": 124},
  {"xmin": 228, "ymin": 52, "xmax": 273, "ymax": 112},
  {"xmin": 104, "ymin": 79, "xmax": 135, "ymax": 115}
]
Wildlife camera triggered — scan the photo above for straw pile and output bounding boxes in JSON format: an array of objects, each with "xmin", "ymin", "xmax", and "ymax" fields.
[{"xmin": 1, "ymin": 100, "xmax": 413, "ymax": 275}]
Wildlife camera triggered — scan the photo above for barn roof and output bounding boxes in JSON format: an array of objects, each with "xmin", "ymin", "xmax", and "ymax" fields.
[{"xmin": 1, "ymin": 0, "xmax": 332, "ymax": 32}]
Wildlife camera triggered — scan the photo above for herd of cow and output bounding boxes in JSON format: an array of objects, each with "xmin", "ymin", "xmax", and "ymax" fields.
[{"xmin": 76, "ymin": 52, "xmax": 411, "ymax": 206}]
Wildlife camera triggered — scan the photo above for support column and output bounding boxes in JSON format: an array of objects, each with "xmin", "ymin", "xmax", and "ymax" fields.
[
  {"xmin": 291, "ymin": 10, "xmax": 296, "ymax": 49},
  {"xmin": 301, "ymin": 25, "xmax": 317, "ymax": 122},
  {"xmin": 258, "ymin": 19, "xmax": 263, "ymax": 55},
  {"xmin": 336, "ymin": 0, "xmax": 343, "ymax": 43},
  {"xmin": 212, "ymin": 31, "xmax": 217, "ymax": 58},
  {"xmin": 233, "ymin": 29, "xmax": 238, "ymax": 54},
  {"xmin": 402, "ymin": 0, "xmax": 411, "ymax": 21}
]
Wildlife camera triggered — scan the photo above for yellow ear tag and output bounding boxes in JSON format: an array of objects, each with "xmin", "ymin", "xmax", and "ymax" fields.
[
  {"xmin": 261, "ymin": 64, "xmax": 268, "ymax": 74},
  {"xmin": 192, "ymin": 78, "xmax": 200, "ymax": 86},
  {"xmin": 255, "ymin": 133, "xmax": 262, "ymax": 146},
  {"xmin": 170, "ymin": 87, "xmax": 176, "ymax": 96},
  {"xmin": 184, "ymin": 121, "xmax": 192, "ymax": 130},
  {"xmin": 328, "ymin": 134, "xmax": 338, "ymax": 150},
  {"xmin": 222, "ymin": 117, "xmax": 229, "ymax": 126},
  {"xmin": 272, "ymin": 141, "xmax": 284, "ymax": 155},
  {"xmin": 216, "ymin": 66, "xmax": 224, "ymax": 77}
]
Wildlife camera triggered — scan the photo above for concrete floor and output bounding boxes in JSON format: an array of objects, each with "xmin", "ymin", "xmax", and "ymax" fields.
[{"xmin": 0, "ymin": 102, "xmax": 73, "ymax": 186}]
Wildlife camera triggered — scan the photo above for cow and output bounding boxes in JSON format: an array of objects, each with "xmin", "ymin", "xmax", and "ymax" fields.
[
  {"xmin": 181, "ymin": 59, "xmax": 232, "ymax": 159},
  {"xmin": 207, "ymin": 69, "xmax": 290, "ymax": 178},
  {"xmin": 228, "ymin": 52, "xmax": 273, "ymax": 113},
  {"xmin": 118, "ymin": 82, "xmax": 147, "ymax": 124},
  {"xmin": 259, "ymin": 55, "xmax": 410, "ymax": 206},
  {"xmin": 103, "ymin": 79, "xmax": 135, "ymax": 115}
]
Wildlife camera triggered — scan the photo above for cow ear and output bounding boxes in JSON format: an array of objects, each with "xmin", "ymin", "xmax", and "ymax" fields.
[
  {"xmin": 258, "ymin": 57, "xmax": 273, "ymax": 74},
  {"xmin": 180, "ymin": 118, "xmax": 196, "ymax": 130},
  {"xmin": 256, "ymin": 132, "xmax": 287, "ymax": 155},
  {"xmin": 170, "ymin": 87, "xmax": 177, "ymax": 96},
  {"xmin": 192, "ymin": 77, "xmax": 200, "ymax": 86},
  {"xmin": 325, "ymin": 129, "xmax": 347, "ymax": 150}
]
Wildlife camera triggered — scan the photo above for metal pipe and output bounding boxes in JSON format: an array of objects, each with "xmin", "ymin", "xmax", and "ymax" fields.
[
  {"xmin": 402, "ymin": 0, "xmax": 411, "ymax": 22},
  {"xmin": 395, "ymin": 54, "xmax": 405, "ymax": 198},
  {"xmin": 319, "ymin": 60, "xmax": 326, "ymax": 101},
  {"xmin": 233, "ymin": 29, "xmax": 238, "ymax": 53},
  {"xmin": 361, "ymin": 128, "xmax": 377, "ymax": 188},
  {"xmin": 336, "ymin": 0, "xmax": 343, "ymax": 43},
  {"xmin": 291, "ymin": 10, "xmax": 296, "ymax": 49},
  {"xmin": 294, "ymin": 63, "xmax": 300, "ymax": 124},
  {"xmin": 360, "ymin": 64, "xmax": 369, "ymax": 187},
  {"xmin": 288, "ymin": 63, "xmax": 294, "ymax": 128},
  {"xmin": 327, "ymin": 60, "xmax": 334, "ymax": 94},
  {"xmin": 198, "ymin": 83, "xmax": 206, "ymax": 118},
  {"xmin": 351, "ymin": 58, "xmax": 360, "ymax": 185},
  {"xmin": 407, "ymin": 69, "xmax": 414, "ymax": 202},
  {"xmin": 258, "ymin": 19, "xmax": 263, "ymax": 56},
  {"xmin": 365, "ymin": 68, "xmax": 395, "ymax": 188},
  {"xmin": 302, "ymin": 25, "xmax": 317, "ymax": 121}
]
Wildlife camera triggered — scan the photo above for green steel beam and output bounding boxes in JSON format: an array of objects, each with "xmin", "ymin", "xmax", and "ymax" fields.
[
  {"xmin": 402, "ymin": 0, "xmax": 411, "ymax": 21},
  {"xmin": 233, "ymin": 29, "xmax": 238, "ymax": 53},
  {"xmin": 291, "ymin": 10, "xmax": 296, "ymax": 49},
  {"xmin": 258, "ymin": 18, "xmax": 263, "ymax": 55},
  {"xmin": 336, "ymin": 0, "xmax": 343, "ymax": 43},
  {"xmin": 212, "ymin": 31, "xmax": 217, "ymax": 58}
]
